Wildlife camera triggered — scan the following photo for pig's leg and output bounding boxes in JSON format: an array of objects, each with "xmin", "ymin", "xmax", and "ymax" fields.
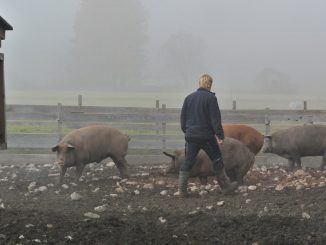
[
  {"xmin": 59, "ymin": 165, "xmax": 67, "ymax": 184},
  {"xmin": 235, "ymin": 174, "xmax": 244, "ymax": 185},
  {"xmin": 295, "ymin": 157, "xmax": 302, "ymax": 169},
  {"xmin": 111, "ymin": 156, "xmax": 129, "ymax": 178},
  {"xmin": 226, "ymin": 169, "xmax": 237, "ymax": 183},
  {"xmin": 199, "ymin": 176, "xmax": 208, "ymax": 185},
  {"xmin": 75, "ymin": 164, "xmax": 85, "ymax": 182},
  {"xmin": 233, "ymin": 170, "xmax": 244, "ymax": 185},
  {"xmin": 288, "ymin": 158, "xmax": 295, "ymax": 170},
  {"xmin": 320, "ymin": 153, "xmax": 326, "ymax": 170}
]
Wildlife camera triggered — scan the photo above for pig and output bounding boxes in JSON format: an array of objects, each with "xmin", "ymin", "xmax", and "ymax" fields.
[
  {"xmin": 52, "ymin": 125, "xmax": 130, "ymax": 184},
  {"xmin": 223, "ymin": 124, "xmax": 264, "ymax": 155},
  {"xmin": 164, "ymin": 137, "xmax": 255, "ymax": 185},
  {"xmin": 262, "ymin": 124, "xmax": 326, "ymax": 170}
]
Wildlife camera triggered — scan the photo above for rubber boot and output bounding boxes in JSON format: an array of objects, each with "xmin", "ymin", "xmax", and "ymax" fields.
[
  {"xmin": 216, "ymin": 168, "xmax": 238, "ymax": 195},
  {"xmin": 178, "ymin": 171, "xmax": 190, "ymax": 197}
]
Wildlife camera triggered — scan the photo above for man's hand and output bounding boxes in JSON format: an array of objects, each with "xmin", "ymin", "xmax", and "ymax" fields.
[{"xmin": 216, "ymin": 136, "xmax": 224, "ymax": 145}]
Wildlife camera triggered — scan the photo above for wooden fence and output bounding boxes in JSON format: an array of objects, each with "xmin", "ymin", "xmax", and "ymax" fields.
[{"xmin": 5, "ymin": 102, "xmax": 326, "ymax": 153}]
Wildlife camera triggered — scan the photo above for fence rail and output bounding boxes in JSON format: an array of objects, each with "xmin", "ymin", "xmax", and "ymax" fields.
[{"xmin": 5, "ymin": 104, "xmax": 326, "ymax": 151}]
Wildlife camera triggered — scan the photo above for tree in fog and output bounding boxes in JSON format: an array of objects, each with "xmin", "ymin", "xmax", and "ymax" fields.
[
  {"xmin": 158, "ymin": 31, "xmax": 206, "ymax": 87},
  {"xmin": 256, "ymin": 68, "xmax": 297, "ymax": 94},
  {"xmin": 66, "ymin": 0, "xmax": 148, "ymax": 90}
]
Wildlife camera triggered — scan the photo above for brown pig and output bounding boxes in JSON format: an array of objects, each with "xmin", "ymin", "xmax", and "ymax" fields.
[
  {"xmin": 52, "ymin": 125, "xmax": 130, "ymax": 184},
  {"xmin": 223, "ymin": 124, "xmax": 264, "ymax": 155},
  {"xmin": 164, "ymin": 137, "xmax": 255, "ymax": 185}
]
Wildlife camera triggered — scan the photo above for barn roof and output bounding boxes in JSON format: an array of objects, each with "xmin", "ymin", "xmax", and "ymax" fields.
[{"xmin": 0, "ymin": 16, "xmax": 13, "ymax": 31}]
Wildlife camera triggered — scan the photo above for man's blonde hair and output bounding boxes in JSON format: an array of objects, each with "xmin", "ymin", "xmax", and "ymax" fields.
[{"xmin": 199, "ymin": 74, "xmax": 213, "ymax": 90}]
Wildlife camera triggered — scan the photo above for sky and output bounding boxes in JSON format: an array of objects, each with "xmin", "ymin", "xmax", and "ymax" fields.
[{"xmin": 0, "ymin": 0, "xmax": 326, "ymax": 99}]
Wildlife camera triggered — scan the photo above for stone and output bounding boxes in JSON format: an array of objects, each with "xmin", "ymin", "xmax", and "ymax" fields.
[
  {"xmin": 115, "ymin": 187, "xmax": 124, "ymax": 193},
  {"xmin": 160, "ymin": 190, "xmax": 168, "ymax": 196},
  {"xmin": 217, "ymin": 201, "xmax": 225, "ymax": 207},
  {"xmin": 159, "ymin": 217, "xmax": 167, "ymax": 223},
  {"xmin": 275, "ymin": 184, "xmax": 284, "ymax": 191},
  {"xmin": 199, "ymin": 190, "xmax": 208, "ymax": 196},
  {"xmin": 35, "ymin": 186, "xmax": 48, "ymax": 193},
  {"xmin": 302, "ymin": 212, "xmax": 311, "ymax": 219},
  {"xmin": 70, "ymin": 192, "xmax": 82, "ymax": 201},
  {"xmin": 84, "ymin": 212, "xmax": 100, "ymax": 219},
  {"xmin": 106, "ymin": 162, "xmax": 115, "ymax": 167},
  {"xmin": 143, "ymin": 183, "xmax": 154, "ymax": 189},
  {"xmin": 28, "ymin": 182, "xmax": 37, "ymax": 192},
  {"xmin": 156, "ymin": 180, "xmax": 166, "ymax": 185},
  {"xmin": 294, "ymin": 169, "xmax": 306, "ymax": 177},
  {"xmin": 248, "ymin": 185, "xmax": 257, "ymax": 191},
  {"xmin": 126, "ymin": 181, "xmax": 138, "ymax": 186},
  {"xmin": 94, "ymin": 204, "xmax": 108, "ymax": 213}
]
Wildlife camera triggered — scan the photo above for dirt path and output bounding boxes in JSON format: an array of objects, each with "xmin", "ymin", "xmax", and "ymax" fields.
[{"xmin": 1, "ymin": 159, "xmax": 326, "ymax": 244}]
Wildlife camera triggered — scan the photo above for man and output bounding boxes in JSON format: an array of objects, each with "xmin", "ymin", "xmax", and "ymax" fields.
[{"xmin": 179, "ymin": 74, "xmax": 238, "ymax": 196}]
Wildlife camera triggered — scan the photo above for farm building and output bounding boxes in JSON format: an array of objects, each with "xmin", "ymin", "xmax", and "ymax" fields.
[{"xmin": 0, "ymin": 16, "xmax": 13, "ymax": 149}]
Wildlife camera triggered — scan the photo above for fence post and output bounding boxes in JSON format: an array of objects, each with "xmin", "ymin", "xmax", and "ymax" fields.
[
  {"xmin": 57, "ymin": 103, "xmax": 63, "ymax": 142},
  {"xmin": 264, "ymin": 107, "xmax": 271, "ymax": 136},
  {"xmin": 161, "ymin": 104, "xmax": 166, "ymax": 150},
  {"xmin": 232, "ymin": 100, "xmax": 237, "ymax": 111},
  {"xmin": 78, "ymin": 95, "xmax": 83, "ymax": 108},
  {"xmin": 155, "ymin": 100, "xmax": 160, "ymax": 135},
  {"xmin": 303, "ymin": 101, "xmax": 307, "ymax": 111}
]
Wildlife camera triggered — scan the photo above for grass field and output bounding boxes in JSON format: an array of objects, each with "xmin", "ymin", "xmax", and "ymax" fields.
[
  {"xmin": 7, "ymin": 121, "xmax": 305, "ymax": 136},
  {"xmin": 6, "ymin": 89, "xmax": 326, "ymax": 110}
]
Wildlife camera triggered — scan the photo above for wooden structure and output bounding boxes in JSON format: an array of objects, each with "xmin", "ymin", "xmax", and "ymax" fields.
[
  {"xmin": 0, "ymin": 16, "xmax": 13, "ymax": 149},
  {"xmin": 5, "ymin": 104, "xmax": 326, "ymax": 151}
]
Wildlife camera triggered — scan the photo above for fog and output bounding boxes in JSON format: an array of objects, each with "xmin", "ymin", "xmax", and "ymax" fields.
[{"xmin": 1, "ymin": 0, "xmax": 326, "ymax": 103}]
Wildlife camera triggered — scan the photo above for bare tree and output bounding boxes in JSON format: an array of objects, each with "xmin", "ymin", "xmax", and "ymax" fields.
[
  {"xmin": 158, "ymin": 30, "xmax": 206, "ymax": 88},
  {"xmin": 66, "ymin": 0, "xmax": 148, "ymax": 90},
  {"xmin": 256, "ymin": 68, "xmax": 297, "ymax": 94}
]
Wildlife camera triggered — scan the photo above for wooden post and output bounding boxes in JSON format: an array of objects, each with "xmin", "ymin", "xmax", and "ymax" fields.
[
  {"xmin": 156, "ymin": 100, "xmax": 160, "ymax": 110},
  {"xmin": 0, "ymin": 53, "xmax": 6, "ymax": 149},
  {"xmin": 232, "ymin": 100, "xmax": 237, "ymax": 111},
  {"xmin": 57, "ymin": 103, "xmax": 63, "ymax": 142},
  {"xmin": 155, "ymin": 100, "xmax": 160, "ymax": 135},
  {"xmin": 0, "ymin": 17, "xmax": 12, "ymax": 150},
  {"xmin": 264, "ymin": 107, "xmax": 271, "ymax": 136},
  {"xmin": 303, "ymin": 101, "xmax": 307, "ymax": 111},
  {"xmin": 161, "ymin": 104, "xmax": 166, "ymax": 150},
  {"xmin": 78, "ymin": 94, "xmax": 83, "ymax": 108}
]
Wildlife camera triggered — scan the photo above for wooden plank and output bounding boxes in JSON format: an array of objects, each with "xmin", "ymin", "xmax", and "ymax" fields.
[
  {"xmin": 0, "ymin": 27, "xmax": 5, "ymax": 40},
  {"xmin": 7, "ymin": 133, "xmax": 185, "ymax": 149}
]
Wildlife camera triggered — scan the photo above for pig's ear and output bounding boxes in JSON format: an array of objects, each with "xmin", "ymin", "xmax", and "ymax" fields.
[
  {"xmin": 67, "ymin": 144, "xmax": 75, "ymax": 150},
  {"xmin": 51, "ymin": 145, "xmax": 59, "ymax": 152},
  {"xmin": 163, "ymin": 151, "xmax": 175, "ymax": 159}
]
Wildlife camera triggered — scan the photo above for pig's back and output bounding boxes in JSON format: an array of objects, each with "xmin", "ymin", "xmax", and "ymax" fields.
[
  {"xmin": 62, "ymin": 125, "xmax": 128, "ymax": 161},
  {"xmin": 221, "ymin": 137, "xmax": 255, "ymax": 168},
  {"xmin": 223, "ymin": 124, "xmax": 263, "ymax": 154},
  {"xmin": 274, "ymin": 124, "xmax": 326, "ymax": 156}
]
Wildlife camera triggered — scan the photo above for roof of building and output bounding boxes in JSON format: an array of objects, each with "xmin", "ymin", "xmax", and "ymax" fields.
[{"xmin": 0, "ymin": 16, "xmax": 13, "ymax": 30}]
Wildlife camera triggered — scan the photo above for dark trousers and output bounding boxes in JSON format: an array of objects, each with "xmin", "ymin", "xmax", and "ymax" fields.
[{"xmin": 180, "ymin": 136, "xmax": 224, "ymax": 172}]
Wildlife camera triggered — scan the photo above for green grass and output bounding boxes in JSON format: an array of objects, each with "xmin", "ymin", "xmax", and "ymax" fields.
[
  {"xmin": 7, "ymin": 124, "xmax": 181, "ymax": 136},
  {"xmin": 7, "ymin": 124, "xmax": 71, "ymax": 134}
]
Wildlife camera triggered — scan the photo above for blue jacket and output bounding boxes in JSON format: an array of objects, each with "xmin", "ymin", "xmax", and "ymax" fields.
[{"xmin": 180, "ymin": 88, "xmax": 224, "ymax": 140}]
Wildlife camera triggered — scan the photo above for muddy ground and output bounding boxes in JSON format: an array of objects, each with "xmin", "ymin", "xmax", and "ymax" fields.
[{"xmin": 1, "ymin": 157, "xmax": 326, "ymax": 245}]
